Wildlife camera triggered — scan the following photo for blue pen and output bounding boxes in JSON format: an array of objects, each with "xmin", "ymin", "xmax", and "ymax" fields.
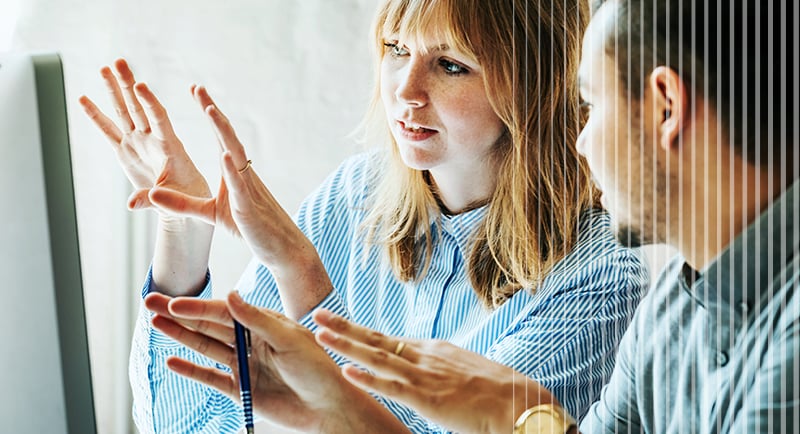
[{"xmin": 234, "ymin": 319, "xmax": 255, "ymax": 434}]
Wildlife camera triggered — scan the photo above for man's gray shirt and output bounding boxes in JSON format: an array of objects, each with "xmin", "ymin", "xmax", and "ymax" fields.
[{"xmin": 582, "ymin": 180, "xmax": 799, "ymax": 433}]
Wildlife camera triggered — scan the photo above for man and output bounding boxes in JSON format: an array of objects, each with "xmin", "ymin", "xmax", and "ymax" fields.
[
  {"xmin": 573, "ymin": 0, "xmax": 798, "ymax": 431},
  {"xmin": 140, "ymin": 0, "xmax": 799, "ymax": 432}
]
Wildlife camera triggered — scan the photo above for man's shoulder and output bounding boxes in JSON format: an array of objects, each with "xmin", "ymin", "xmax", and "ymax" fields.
[{"xmin": 631, "ymin": 255, "xmax": 697, "ymax": 336}]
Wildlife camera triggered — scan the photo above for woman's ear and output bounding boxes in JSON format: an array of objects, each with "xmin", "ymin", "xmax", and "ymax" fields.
[{"xmin": 648, "ymin": 66, "xmax": 688, "ymax": 151}]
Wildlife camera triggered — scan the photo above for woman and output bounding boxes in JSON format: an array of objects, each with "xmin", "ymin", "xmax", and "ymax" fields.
[{"xmin": 80, "ymin": 0, "xmax": 647, "ymax": 432}]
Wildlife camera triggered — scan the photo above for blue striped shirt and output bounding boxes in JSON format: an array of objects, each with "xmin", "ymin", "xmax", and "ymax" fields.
[{"xmin": 130, "ymin": 153, "xmax": 649, "ymax": 433}]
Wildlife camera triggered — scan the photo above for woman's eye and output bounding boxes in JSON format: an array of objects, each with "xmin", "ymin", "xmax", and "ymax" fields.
[
  {"xmin": 439, "ymin": 59, "xmax": 468, "ymax": 75},
  {"xmin": 383, "ymin": 42, "xmax": 409, "ymax": 57}
]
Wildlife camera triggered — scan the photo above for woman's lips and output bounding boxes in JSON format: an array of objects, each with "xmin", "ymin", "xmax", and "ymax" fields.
[{"xmin": 396, "ymin": 120, "xmax": 437, "ymax": 141}]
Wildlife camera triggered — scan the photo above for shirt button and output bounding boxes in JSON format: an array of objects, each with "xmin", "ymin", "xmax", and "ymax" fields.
[
  {"xmin": 740, "ymin": 302, "xmax": 750, "ymax": 314},
  {"xmin": 716, "ymin": 351, "xmax": 729, "ymax": 366}
]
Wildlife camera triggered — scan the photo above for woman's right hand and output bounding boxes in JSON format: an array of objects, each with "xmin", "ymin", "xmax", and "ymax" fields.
[
  {"xmin": 79, "ymin": 58, "xmax": 212, "ymax": 214},
  {"xmin": 80, "ymin": 58, "xmax": 214, "ymax": 297},
  {"xmin": 145, "ymin": 291, "xmax": 412, "ymax": 433}
]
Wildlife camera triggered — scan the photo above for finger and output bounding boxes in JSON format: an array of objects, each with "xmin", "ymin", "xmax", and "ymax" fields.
[
  {"xmin": 313, "ymin": 309, "xmax": 403, "ymax": 355},
  {"xmin": 220, "ymin": 151, "xmax": 249, "ymax": 200},
  {"xmin": 144, "ymin": 292, "xmax": 174, "ymax": 317},
  {"xmin": 317, "ymin": 327, "xmax": 420, "ymax": 374},
  {"xmin": 171, "ymin": 316, "xmax": 235, "ymax": 346},
  {"xmin": 226, "ymin": 291, "xmax": 306, "ymax": 352},
  {"xmin": 100, "ymin": 66, "xmax": 135, "ymax": 133},
  {"xmin": 78, "ymin": 95, "xmax": 123, "ymax": 145},
  {"xmin": 165, "ymin": 356, "xmax": 238, "ymax": 400},
  {"xmin": 113, "ymin": 58, "xmax": 151, "ymax": 132},
  {"xmin": 167, "ymin": 297, "xmax": 233, "ymax": 325},
  {"xmin": 127, "ymin": 188, "xmax": 153, "ymax": 210},
  {"xmin": 341, "ymin": 364, "xmax": 418, "ymax": 406},
  {"xmin": 148, "ymin": 187, "xmax": 217, "ymax": 225},
  {"xmin": 204, "ymin": 100, "xmax": 248, "ymax": 165},
  {"xmin": 149, "ymin": 294, "xmax": 235, "ymax": 344},
  {"xmin": 191, "ymin": 84, "xmax": 216, "ymax": 113},
  {"xmin": 133, "ymin": 82, "xmax": 177, "ymax": 140},
  {"xmin": 152, "ymin": 314, "xmax": 237, "ymax": 367}
]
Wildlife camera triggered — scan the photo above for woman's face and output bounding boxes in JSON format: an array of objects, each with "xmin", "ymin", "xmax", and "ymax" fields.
[{"xmin": 380, "ymin": 32, "xmax": 505, "ymax": 177}]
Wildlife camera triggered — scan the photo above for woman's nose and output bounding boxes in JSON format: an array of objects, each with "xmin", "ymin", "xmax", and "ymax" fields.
[{"xmin": 394, "ymin": 60, "xmax": 428, "ymax": 107}]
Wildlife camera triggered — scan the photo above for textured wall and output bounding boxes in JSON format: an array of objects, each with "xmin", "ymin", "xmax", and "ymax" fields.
[{"xmin": 9, "ymin": 0, "xmax": 376, "ymax": 431}]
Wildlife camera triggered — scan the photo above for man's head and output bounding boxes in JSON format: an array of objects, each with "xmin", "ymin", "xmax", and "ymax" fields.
[{"xmin": 578, "ymin": 0, "xmax": 796, "ymax": 251}]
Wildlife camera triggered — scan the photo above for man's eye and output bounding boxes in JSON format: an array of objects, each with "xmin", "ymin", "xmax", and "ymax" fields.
[{"xmin": 383, "ymin": 42, "xmax": 409, "ymax": 57}]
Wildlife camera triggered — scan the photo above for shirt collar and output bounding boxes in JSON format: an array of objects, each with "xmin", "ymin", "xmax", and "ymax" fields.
[
  {"xmin": 436, "ymin": 205, "xmax": 489, "ymax": 255},
  {"xmin": 685, "ymin": 179, "xmax": 800, "ymax": 316}
]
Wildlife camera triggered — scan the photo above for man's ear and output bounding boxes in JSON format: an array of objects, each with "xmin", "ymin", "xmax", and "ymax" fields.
[{"xmin": 648, "ymin": 66, "xmax": 688, "ymax": 151}]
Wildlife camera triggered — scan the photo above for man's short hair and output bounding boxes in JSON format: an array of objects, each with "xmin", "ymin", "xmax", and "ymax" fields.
[{"xmin": 596, "ymin": 0, "xmax": 796, "ymax": 166}]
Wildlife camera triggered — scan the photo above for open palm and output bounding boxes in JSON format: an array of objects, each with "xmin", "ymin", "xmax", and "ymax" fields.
[{"xmin": 79, "ymin": 58, "xmax": 211, "ymax": 213}]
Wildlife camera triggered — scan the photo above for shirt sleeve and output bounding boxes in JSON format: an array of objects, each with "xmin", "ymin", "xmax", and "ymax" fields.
[
  {"xmin": 577, "ymin": 306, "xmax": 644, "ymax": 433},
  {"xmin": 130, "ymin": 267, "xmax": 247, "ymax": 434},
  {"xmin": 129, "ymin": 155, "xmax": 370, "ymax": 433},
  {"xmin": 359, "ymin": 227, "xmax": 649, "ymax": 434},
  {"xmin": 488, "ymin": 244, "xmax": 648, "ymax": 423}
]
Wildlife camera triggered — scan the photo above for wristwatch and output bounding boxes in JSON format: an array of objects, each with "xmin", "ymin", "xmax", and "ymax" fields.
[{"xmin": 512, "ymin": 403, "xmax": 577, "ymax": 434}]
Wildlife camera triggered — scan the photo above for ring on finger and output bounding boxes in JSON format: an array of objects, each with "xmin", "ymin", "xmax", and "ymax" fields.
[
  {"xmin": 393, "ymin": 341, "xmax": 406, "ymax": 357},
  {"xmin": 238, "ymin": 159, "xmax": 253, "ymax": 174}
]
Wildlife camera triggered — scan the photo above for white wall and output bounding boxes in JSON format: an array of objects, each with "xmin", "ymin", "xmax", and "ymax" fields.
[{"xmin": 9, "ymin": 0, "xmax": 375, "ymax": 431}]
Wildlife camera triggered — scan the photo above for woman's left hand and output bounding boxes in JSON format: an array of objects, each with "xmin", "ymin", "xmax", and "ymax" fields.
[
  {"xmin": 313, "ymin": 309, "xmax": 559, "ymax": 434},
  {"xmin": 145, "ymin": 292, "xmax": 411, "ymax": 433},
  {"xmin": 149, "ymin": 86, "xmax": 332, "ymax": 319}
]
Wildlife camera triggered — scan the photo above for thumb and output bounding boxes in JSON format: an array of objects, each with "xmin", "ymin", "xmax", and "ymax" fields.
[
  {"xmin": 127, "ymin": 188, "xmax": 153, "ymax": 210},
  {"xmin": 149, "ymin": 187, "xmax": 217, "ymax": 225}
]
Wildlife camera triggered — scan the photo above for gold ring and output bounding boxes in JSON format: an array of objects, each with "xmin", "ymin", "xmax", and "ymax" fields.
[
  {"xmin": 393, "ymin": 341, "xmax": 406, "ymax": 357},
  {"xmin": 238, "ymin": 159, "xmax": 252, "ymax": 174}
]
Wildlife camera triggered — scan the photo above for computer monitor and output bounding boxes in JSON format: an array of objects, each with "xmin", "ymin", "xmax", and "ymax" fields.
[{"xmin": 0, "ymin": 53, "xmax": 97, "ymax": 433}]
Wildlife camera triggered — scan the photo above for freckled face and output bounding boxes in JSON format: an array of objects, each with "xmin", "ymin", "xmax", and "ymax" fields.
[{"xmin": 380, "ymin": 34, "xmax": 505, "ymax": 179}]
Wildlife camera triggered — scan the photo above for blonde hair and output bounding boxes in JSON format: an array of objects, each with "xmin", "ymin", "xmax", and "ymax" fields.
[{"xmin": 360, "ymin": 0, "xmax": 598, "ymax": 308}]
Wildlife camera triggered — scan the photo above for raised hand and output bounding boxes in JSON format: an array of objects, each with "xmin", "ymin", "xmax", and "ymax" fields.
[
  {"xmin": 146, "ymin": 291, "xmax": 411, "ymax": 433},
  {"xmin": 80, "ymin": 58, "xmax": 214, "ymax": 296},
  {"xmin": 313, "ymin": 309, "xmax": 559, "ymax": 434},
  {"xmin": 146, "ymin": 86, "xmax": 290, "ymax": 250},
  {"xmin": 146, "ymin": 86, "xmax": 333, "ymax": 319},
  {"xmin": 79, "ymin": 58, "xmax": 211, "ymax": 212},
  {"xmin": 81, "ymin": 59, "xmax": 330, "ymax": 306}
]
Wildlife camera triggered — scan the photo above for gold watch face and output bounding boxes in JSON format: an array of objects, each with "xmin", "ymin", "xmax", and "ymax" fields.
[{"xmin": 521, "ymin": 412, "xmax": 568, "ymax": 434}]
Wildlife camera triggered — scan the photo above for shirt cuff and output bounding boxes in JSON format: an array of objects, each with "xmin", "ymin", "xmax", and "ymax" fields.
[
  {"xmin": 139, "ymin": 265, "xmax": 213, "ymax": 348},
  {"xmin": 297, "ymin": 287, "xmax": 348, "ymax": 333}
]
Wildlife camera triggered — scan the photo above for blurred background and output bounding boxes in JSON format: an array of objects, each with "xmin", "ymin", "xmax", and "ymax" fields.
[
  {"xmin": 5, "ymin": 0, "xmax": 375, "ymax": 431},
  {"xmin": 2, "ymin": 0, "xmax": 674, "ymax": 432}
]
